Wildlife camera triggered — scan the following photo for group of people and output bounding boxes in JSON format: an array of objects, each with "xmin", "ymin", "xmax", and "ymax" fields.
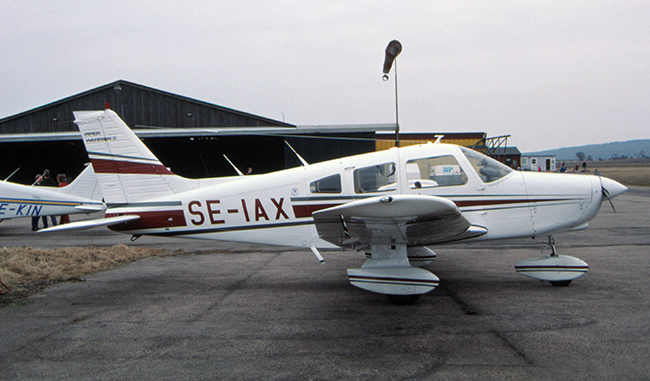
[
  {"xmin": 559, "ymin": 161, "xmax": 588, "ymax": 173},
  {"xmin": 31, "ymin": 169, "xmax": 70, "ymax": 231}
]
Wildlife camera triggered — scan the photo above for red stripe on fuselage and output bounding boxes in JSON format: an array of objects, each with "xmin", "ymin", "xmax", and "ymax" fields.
[
  {"xmin": 292, "ymin": 204, "xmax": 341, "ymax": 218},
  {"xmin": 106, "ymin": 210, "xmax": 186, "ymax": 231},
  {"xmin": 91, "ymin": 158, "xmax": 174, "ymax": 175}
]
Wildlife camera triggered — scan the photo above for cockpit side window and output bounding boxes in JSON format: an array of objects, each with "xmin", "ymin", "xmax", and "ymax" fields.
[
  {"xmin": 460, "ymin": 147, "xmax": 513, "ymax": 183},
  {"xmin": 310, "ymin": 174, "xmax": 342, "ymax": 194},
  {"xmin": 354, "ymin": 162, "xmax": 397, "ymax": 193},
  {"xmin": 406, "ymin": 155, "xmax": 468, "ymax": 188}
]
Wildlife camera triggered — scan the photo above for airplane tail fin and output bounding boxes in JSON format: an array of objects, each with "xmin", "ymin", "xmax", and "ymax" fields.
[
  {"xmin": 74, "ymin": 109, "xmax": 186, "ymax": 205},
  {"xmin": 58, "ymin": 164, "xmax": 103, "ymax": 201}
]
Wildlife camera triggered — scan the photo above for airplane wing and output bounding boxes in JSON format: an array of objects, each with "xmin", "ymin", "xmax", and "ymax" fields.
[
  {"xmin": 36, "ymin": 215, "xmax": 140, "ymax": 233},
  {"xmin": 312, "ymin": 195, "xmax": 486, "ymax": 250}
]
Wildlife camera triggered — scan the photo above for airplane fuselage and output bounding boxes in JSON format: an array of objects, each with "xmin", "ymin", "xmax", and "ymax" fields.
[
  {"xmin": 104, "ymin": 143, "xmax": 609, "ymax": 248},
  {"xmin": 0, "ymin": 181, "xmax": 104, "ymax": 221}
]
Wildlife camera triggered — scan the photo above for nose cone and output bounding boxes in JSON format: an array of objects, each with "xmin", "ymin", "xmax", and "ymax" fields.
[{"xmin": 600, "ymin": 177, "xmax": 627, "ymax": 199}]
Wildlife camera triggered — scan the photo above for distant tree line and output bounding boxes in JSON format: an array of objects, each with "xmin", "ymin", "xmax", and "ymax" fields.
[
  {"xmin": 577, "ymin": 150, "xmax": 647, "ymax": 161},
  {"xmin": 575, "ymin": 152, "xmax": 593, "ymax": 161}
]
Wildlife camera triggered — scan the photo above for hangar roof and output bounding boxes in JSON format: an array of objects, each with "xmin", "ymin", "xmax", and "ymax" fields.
[
  {"xmin": 0, "ymin": 79, "xmax": 295, "ymax": 134},
  {"xmin": 0, "ymin": 123, "xmax": 397, "ymax": 143},
  {"xmin": 0, "ymin": 80, "xmax": 395, "ymax": 142},
  {"xmin": 490, "ymin": 147, "xmax": 521, "ymax": 156}
]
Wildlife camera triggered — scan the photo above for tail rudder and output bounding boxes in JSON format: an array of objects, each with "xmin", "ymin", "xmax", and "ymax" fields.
[
  {"xmin": 74, "ymin": 109, "xmax": 181, "ymax": 205},
  {"xmin": 58, "ymin": 164, "xmax": 103, "ymax": 201}
]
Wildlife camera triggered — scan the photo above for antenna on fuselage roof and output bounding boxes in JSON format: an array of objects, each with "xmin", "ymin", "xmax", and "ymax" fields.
[
  {"xmin": 284, "ymin": 141, "xmax": 309, "ymax": 167},
  {"xmin": 434, "ymin": 135, "xmax": 444, "ymax": 144},
  {"xmin": 3, "ymin": 167, "xmax": 20, "ymax": 182},
  {"xmin": 222, "ymin": 155, "xmax": 245, "ymax": 176}
]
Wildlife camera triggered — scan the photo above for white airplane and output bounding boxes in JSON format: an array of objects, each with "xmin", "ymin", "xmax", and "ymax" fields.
[
  {"xmin": 42, "ymin": 109, "xmax": 627, "ymax": 304},
  {"xmin": 0, "ymin": 164, "xmax": 105, "ymax": 224}
]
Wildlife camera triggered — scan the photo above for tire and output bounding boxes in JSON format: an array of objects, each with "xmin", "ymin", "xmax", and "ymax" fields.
[
  {"xmin": 550, "ymin": 280, "xmax": 572, "ymax": 287},
  {"xmin": 386, "ymin": 294, "xmax": 420, "ymax": 305}
]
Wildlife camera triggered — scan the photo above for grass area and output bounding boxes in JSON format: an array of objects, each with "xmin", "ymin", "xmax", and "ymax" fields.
[
  {"xmin": 563, "ymin": 160, "xmax": 650, "ymax": 187},
  {"xmin": 0, "ymin": 245, "xmax": 173, "ymax": 304},
  {"xmin": 588, "ymin": 167, "xmax": 650, "ymax": 187}
]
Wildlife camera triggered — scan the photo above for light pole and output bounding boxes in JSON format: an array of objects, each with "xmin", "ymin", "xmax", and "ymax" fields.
[{"xmin": 382, "ymin": 40, "xmax": 402, "ymax": 147}]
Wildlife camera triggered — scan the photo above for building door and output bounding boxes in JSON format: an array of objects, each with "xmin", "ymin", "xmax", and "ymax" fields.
[{"xmin": 545, "ymin": 159, "xmax": 551, "ymax": 172}]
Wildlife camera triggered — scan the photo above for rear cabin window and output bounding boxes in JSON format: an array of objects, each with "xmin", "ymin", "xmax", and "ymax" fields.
[
  {"xmin": 406, "ymin": 155, "xmax": 468, "ymax": 188},
  {"xmin": 354, "ymin": 162, "xmax": 397, "ymax": 193},
  {"xmin": 310, "ymin": 174, "xmax": 342, "ymax": 193}
]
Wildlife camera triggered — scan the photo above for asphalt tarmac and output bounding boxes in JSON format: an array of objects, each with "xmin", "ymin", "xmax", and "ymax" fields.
[{"xmin": 1, "ymin": 187, "xmax": 649, "ymax": 379}]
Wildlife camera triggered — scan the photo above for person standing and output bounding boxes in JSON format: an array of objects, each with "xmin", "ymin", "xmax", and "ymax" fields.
[
  {"xmin": 38, "ymin": 169, "xmax": 58, "ymax": 228},
  {"xmin": 57, "ymin": 173, "xmax": 70, "ymax": 224},
  {"xmin": 31, "ymin": 174, "xmax": 42, "ymax": 231}
]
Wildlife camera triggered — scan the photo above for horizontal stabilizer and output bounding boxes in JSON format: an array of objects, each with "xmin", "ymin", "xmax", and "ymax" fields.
[{"xmin": 37, "ymin": 215, "xmax": 140, "ymax": 233}]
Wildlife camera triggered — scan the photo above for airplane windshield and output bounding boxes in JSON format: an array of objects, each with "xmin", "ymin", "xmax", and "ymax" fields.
[{"xmin": 460, "ymin": 147, "xmax": 513, "ymax": 183}]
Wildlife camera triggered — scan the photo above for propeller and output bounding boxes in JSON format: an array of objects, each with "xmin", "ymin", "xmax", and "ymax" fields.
[{"xmin": 595, "ymin": 169, "xmax": 616, "ymax": 212}]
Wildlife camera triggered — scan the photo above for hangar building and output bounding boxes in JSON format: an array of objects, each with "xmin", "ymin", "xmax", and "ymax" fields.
[
  {"xmin": 0, "ymin": 80, "xmax": 500, "ymax": 185},
  {"xmin": 0, "ymin": 80, "xmax": 393, "ymax": 184}
]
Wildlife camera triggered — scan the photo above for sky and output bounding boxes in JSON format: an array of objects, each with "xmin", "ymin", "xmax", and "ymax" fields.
[{"xmin": 1, "ymin": 1, "xmax": 648, "ymax": 152}]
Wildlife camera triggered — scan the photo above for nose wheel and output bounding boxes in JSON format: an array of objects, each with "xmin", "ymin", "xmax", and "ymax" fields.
[
  {"xmin": 514, "ymin": 236, "xmax": 589, "ymax": 285},
  {"xmin": 546, "ymin": 237, "xmax": 572, "ymax": 286}
]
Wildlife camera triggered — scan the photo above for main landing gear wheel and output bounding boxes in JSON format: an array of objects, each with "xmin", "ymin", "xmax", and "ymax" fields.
[
  {"xmin": 386, "ymin": 294, "xmax": 421, "ymax": 305},
  {"xmin": 550, "ymin": 280, "xmax": 572, "ymax": 287}
]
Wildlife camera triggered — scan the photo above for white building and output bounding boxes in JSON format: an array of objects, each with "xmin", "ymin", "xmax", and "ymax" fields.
[{"xmin": 521, "ymin": 155, "xmax": 556, "ymax": 172}]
